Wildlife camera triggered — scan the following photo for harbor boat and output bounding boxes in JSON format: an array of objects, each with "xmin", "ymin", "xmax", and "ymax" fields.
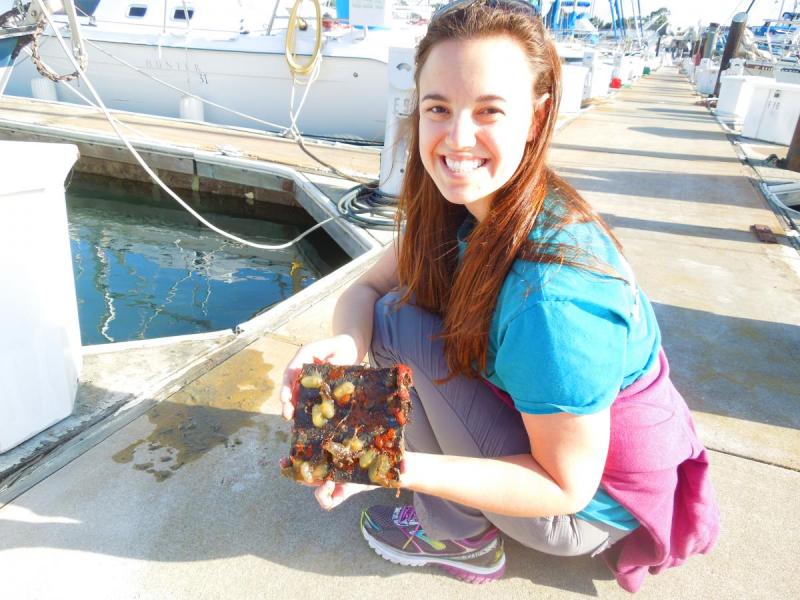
[
  {"xmin": 4, "ymin": 0, "xmax": 430, "ymax": 143},
  {"xmin": 2, "ymin": 1, "xmax": 648, "ymax": 144},
  {"xmin": 752, "ymin": 9, "xmax": 800, "ymax": 53}
]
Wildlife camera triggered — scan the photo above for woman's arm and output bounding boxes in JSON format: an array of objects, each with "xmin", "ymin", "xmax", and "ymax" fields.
[{"xmin": 400, "ymin": 408, "xmax": 610, "ymax": 518}]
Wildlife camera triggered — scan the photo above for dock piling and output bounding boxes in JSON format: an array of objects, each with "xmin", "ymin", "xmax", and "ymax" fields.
[
  {"xmin": 713, "ymin": 13, "xmax": 748, "ymax": 98},
  {"xmin": 787, "ymin": 114, "xmax": 800, "ymax": 173}
]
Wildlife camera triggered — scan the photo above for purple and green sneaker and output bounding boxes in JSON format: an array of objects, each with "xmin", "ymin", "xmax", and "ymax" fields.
[{"xmin": 360, "ymin": 505, "xmax": 505, "ymax": 584}]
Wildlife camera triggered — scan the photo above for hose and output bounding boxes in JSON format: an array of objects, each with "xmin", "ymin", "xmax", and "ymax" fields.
[
  {"xmin": 337, "ymin": 184, "xmax": 399, "ymax": 231},
  {"xmin": 285, "ymin": 0, "xmax": 322, "ymax": 77}
]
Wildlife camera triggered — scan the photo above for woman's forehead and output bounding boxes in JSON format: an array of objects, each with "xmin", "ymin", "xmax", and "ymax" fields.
[{"xmin": 419, "ymin": 36, "xmax": 534, "ymax": 98}]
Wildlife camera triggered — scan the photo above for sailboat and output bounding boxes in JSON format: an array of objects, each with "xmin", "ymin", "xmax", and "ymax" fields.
[{"xmin": 3, "ymin": 0, "xmax": 430, "ymax": 143}]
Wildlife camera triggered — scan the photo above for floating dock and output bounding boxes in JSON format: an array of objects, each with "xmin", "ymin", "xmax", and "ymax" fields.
[{"xmin": 0, "ymin": 95, "xmax": 389, "ymax": 257}]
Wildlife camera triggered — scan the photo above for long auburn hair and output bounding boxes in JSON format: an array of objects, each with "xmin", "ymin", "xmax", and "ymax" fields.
[{"xmin": 396, "ymin": 2, "xmax": 623, "ymax": 380}]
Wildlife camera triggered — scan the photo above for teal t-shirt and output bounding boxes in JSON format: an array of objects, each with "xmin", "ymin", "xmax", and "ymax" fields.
[{"xmin": 458, "ymin": 210, "xmax": 661, "ymax": 531}]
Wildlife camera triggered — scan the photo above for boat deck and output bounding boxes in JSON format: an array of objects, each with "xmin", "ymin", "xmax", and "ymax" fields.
[{"xmin": 1, "ymin": 67, "xmax": 799, "ymax": 599}]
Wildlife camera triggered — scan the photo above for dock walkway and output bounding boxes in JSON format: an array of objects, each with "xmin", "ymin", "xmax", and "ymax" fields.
[{"xmin": 0, "ymin": 67, "xmax": 798, "ymax": 599}]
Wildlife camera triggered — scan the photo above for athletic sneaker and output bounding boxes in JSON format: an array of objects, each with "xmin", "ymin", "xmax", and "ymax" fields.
[{"xmin": 360, "ymin": 504, "xmax": 506, "ymax": 583}]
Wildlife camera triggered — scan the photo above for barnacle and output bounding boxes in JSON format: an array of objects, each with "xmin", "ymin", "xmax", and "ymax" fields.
[
  {"xmin": 346, "ymin": 435, "xmax": 364, "ymax": 453},
  {"xmin": 311, "ymin": 404, "xmax": 327, "ymax": 428},
  {"xmin": 359, "ymin": 448, "xmax": 378, "ymax": 469},
  {"xmin": 368, "ymin": 453, "xmax": 392, "ymax": 485},
  {"xmin": 320, "ymin": 399, "xmax": 336, "ymax": 419},
  {"xmin": 300, "ymin": 372, "xmax": 324, "ymax": 388},
  {"xmin": 312, "ymin": 461, "xmax": 329, "ymax": 480},
  {"xmin": 332, "ymin": 381, "xmax": 355, "ymax": 400},
  {"xmin": 296, "ymin": 460, "xmax": 313, "ymax": 483}
]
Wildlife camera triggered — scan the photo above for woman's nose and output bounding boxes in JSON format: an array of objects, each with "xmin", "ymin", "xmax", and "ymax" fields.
[{"xmin": 446, "ymin": 113, "xmax": 477, "ymax": 149}]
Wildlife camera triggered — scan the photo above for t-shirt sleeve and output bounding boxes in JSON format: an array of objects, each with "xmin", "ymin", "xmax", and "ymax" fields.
[{"xmin": 494, "ymin": 299, "xmax": 628, "ymax": 415}]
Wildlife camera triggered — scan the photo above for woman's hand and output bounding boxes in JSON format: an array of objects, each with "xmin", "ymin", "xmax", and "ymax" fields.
[
  {"xmin": 280, "ymin": 457, "xmax": 377, "ymax": 509},
  {"xmin": 280, "ymin": 334, "xmax": 360, "ymax": 420},
  {"xmin": 314, "ymin": 480, "xmax": 377, "ymax": 511}
]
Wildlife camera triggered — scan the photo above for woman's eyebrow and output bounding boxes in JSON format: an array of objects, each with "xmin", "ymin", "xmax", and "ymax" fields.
[
  {"xmin": 420, "ymin": 93, "xmax": 507, "ymax": 103},
  {"xmin": 476, "ymin": 94, "xmax": 507, "ymax": 103}
]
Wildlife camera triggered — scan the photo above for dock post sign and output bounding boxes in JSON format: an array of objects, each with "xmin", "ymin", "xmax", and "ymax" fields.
[{"xmin": 349, "ymin": 0, "xmax": 392, "ymax": 28}]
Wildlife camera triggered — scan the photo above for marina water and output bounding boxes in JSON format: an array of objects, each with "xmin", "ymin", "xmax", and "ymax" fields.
[{"xmin": 67, "ymin": 184, "xmax": 334, "ymax": 345}]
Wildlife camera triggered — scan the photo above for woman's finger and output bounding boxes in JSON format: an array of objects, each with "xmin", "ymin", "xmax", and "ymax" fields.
[
  {"xmin": 280, "ymin": 366, "xmax": 298, "ymax": 420},
  {"xmin": 315, "ymin": 480, "xmax": 337, "ymax": 510}
]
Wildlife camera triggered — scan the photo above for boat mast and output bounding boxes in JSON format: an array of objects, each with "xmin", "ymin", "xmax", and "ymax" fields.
[
  {"xmin": 608, "ymin": 0, "xmax": 617, "ymax": 38},
  {"xmin": 636, "ymin": 0, "xmax": 644, "ymax": 38}
]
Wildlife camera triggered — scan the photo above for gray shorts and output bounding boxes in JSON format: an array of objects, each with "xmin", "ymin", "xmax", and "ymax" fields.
[{"xmin": 369, "ymin": 291, "xmax": 631, "ymax": 557}]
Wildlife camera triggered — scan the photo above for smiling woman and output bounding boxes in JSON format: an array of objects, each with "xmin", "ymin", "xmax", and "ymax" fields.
[{"xmin": 279, "ymin": 0, "xmax": 719, "ymax": 592}]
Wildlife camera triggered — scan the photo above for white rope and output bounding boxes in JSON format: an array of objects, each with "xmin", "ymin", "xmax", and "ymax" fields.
[{"xmin": 34, "ymin": 0, "xmax": 338, "ymax": 252}]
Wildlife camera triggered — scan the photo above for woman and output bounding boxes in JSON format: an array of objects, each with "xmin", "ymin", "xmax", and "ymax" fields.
[{"xmin": 280, "ymin": 1, "xmax": 719, "ymax": 592}]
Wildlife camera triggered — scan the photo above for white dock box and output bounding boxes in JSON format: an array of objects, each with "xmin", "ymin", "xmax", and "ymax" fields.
[
  {"xmin": 742, "ymin": 80, "xmax": 800, "ymax": 145},
  {"xmin": 0, "ymin": 141, "xmax": 81, "ymax": 453},
  {"xmin": 560, "ymin": 64, "xmax": 589, "ymax": 114},
  {"xmin": 717, "ymin": 75, "xmax": 762, "ymax": 121},
  {"xmin": 695, "ymin": 66, "xmax": 719, "ymax": 95},
  {"xmin": 583, "ymin": 51, "xmax": 613, "ymax": 100}
]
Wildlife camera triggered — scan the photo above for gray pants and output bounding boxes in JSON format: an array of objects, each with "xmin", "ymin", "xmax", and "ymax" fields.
[{"xmin": 369, "ymin": 292, "xmax": 630, "ymax": 557}]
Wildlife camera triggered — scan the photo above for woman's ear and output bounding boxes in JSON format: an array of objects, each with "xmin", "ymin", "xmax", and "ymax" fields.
[{"xmin": 528, "ymin": 94, "xmax": 551, "ymax": 142}]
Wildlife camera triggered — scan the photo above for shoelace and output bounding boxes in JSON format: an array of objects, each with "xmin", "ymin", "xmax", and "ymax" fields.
[
  {"xmin": 394, "ymin": 505, "xmax": 419, "ymax": 527},
  {"xmin": 394, "ymin": 506, "xmax": 427, "ymax": 551}
]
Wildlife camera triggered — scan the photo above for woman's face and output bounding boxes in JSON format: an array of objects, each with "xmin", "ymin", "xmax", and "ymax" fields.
[{"xmin": 418, "ymin": 35, "xmax": 538, "ymax": 222}]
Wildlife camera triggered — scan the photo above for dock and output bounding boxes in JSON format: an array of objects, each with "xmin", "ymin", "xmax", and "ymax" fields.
[
  {"xmin": 0, "ymin": 66, "xmax": 798, "ymax": 599},
  {"xmin": 0, "ymin": 95, "xmax": 388, "ymax": 258}
]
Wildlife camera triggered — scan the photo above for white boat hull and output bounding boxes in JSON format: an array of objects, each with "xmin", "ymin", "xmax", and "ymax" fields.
[{"xmin": 7, "ymin": 34, "xmax": 391, "ymax": 142}]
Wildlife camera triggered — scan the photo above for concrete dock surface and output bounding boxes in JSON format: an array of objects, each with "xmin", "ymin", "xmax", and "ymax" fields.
[{"xmin": 0, "ymin": 66, "xmax": 798, "ymax": 599}]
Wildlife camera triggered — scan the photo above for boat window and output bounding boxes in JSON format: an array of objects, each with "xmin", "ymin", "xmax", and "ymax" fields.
[
  {"xmin": 128, "ymin": 5, "xmax": 147, "ymax": 18},
  {"xmin": 173, "ymin": 7, "xmax": 195, "ymax": 21}
]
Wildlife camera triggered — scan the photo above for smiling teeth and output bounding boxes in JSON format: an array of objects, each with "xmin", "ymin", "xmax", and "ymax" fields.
[{"xmin": 445, "ymin": 157, "xmax": 486, "ymax": 173}]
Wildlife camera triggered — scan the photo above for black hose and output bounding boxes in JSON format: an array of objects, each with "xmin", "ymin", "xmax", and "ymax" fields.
[{"xmin": 337, "ymin": 184, "xmax": 399, "ymax": 231}]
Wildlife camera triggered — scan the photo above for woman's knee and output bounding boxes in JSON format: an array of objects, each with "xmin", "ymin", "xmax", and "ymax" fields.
[{"xmin": 371, "ymin": 291, "xmax": 438, "ymax": 365}]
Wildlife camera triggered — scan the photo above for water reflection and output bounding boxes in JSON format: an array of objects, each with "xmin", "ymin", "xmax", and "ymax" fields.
[{"xmin": 67, "ymin": 193, "xmax": 321, "ymax": 345}]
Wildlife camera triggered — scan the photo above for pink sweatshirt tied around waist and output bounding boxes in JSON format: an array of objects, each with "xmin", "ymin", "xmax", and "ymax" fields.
[{"xmin": 485, "ymin": 349, "xmax": 720, "ymax": 592}]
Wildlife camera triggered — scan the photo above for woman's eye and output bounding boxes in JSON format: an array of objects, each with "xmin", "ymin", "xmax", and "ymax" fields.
[
  {"xmin": 428, "ymin": 105, "xmax": 448, "ymax": 114},
  {"xmin": 482, "ymin": 107, "xmax": 504, "ymax": 116}
]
